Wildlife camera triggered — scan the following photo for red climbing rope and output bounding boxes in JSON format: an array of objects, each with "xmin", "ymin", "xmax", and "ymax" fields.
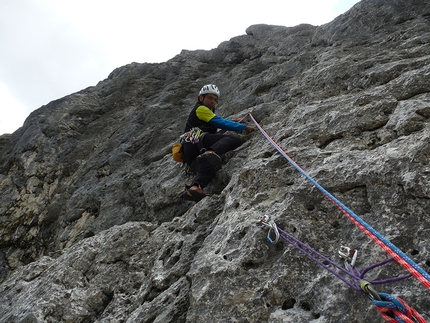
[
  {"xmin": 247, "ymin": 112, "xmax": 428, "ymax": 322},
  {"xmin": 374, "ymin": 293, "xmax": 427, "ymax": 323},
  {"xmin": 246, "ymin": 112, "xmax": 430, "ymax": 290}
]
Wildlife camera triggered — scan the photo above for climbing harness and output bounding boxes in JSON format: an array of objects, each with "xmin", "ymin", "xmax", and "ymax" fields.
[
  {"xmin": 247, "ymin": 111, "xmax": 428, "ymax": 322},
  {"xmin": 176, "ymin": 127, "xmax": 207, "ymax": 176},
  {"xmin": 180, "ymin": 127, "xmax": 205, "ymax": 144}
]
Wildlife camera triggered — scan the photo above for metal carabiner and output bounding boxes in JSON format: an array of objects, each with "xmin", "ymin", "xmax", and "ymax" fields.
[
  {"xmin": 267, "ymin": 221, "xmax": 280, "ymax": 244},
  {"xmin": 257, "ymin": 215, "xmax": 280, "ymax": 244},
  {"xmin": 338, "ymin": 245, "xmax": 358, "ymax": 267},
  {"xmin": 360, "ymin": 281, "xmax": 382, "ymax": 301},
  {"xmin": 258, "ymin": 214, "xmax": 270, "ymax": 224}
]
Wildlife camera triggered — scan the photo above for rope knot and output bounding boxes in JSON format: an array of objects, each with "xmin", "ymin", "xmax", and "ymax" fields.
[{"xmin": 373, "ymin": 293, "xmax": 426, "ymax": 323}]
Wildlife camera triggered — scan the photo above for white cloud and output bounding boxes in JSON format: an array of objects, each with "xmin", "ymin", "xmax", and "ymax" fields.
[
  {"xmin": 0, "ymin": 0, "xmax": 361, "ymax": 135},
  {"xmin": 0, "ymin": 83, "xmax": 28, "ymax": 134}
]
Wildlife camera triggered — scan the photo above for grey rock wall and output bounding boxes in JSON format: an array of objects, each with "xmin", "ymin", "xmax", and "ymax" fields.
[{"xmin": 0, "ymin": 0, "xmax": 429, "ymax": 322}]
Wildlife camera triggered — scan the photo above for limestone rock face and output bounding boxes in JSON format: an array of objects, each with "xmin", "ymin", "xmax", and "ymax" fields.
[{"xmin": 0, "ymin": 0, "xmax": 429, "ymax": 322}]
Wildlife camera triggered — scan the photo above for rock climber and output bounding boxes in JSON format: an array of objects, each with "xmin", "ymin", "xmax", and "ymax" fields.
[{"xmin": 181, "ymin": 84, "xmax": 254, "ymax": 202}]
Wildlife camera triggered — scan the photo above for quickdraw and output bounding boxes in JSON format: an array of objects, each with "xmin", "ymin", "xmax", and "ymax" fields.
[
  {"xmin": 245, "ymin": 111, "xmax": 430, "ymax": 290},
  {"xmin": 247, "ymin": 109, "xmax": 428, "ymax": 322},
  {"xmin": 258, "ymin": 215, "xmax": 279, "ymax": 244},
  {"xmin": 246, "ymin": 113, "xmax": 430, "ymax": 323},
  {"xmin": 339, "ymin": 245, "xmax": 358, "ymax": 268},
  {"xmin": 180, "ymin": 127, "xmax": 205, "ymax": 144},
  {"xmin": 257, "ymin": 216, "xmax": 425, "ymax": 323}
]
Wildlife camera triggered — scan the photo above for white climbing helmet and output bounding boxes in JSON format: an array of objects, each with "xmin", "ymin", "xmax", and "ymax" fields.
[{"xmin": 199, "ymin": 84, "xmax": 220, "ymax": 98}]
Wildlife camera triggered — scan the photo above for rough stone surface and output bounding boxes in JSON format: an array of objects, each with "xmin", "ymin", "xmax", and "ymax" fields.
[{"xmin": 1, "ymin": 0, "xmax": 429, "ymax": 322}]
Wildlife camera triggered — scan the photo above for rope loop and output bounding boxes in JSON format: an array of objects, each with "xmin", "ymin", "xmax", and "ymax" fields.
[
  {"xmin": 374, "ymin": 293, "xmax": 427, "ymax": 323},
  {"xmin": 258, "ymin": 215, "xmax": 280, "ymax": 244}
]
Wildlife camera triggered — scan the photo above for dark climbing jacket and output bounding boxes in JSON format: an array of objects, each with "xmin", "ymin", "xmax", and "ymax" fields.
[
  {"xmin": 184, "ymin": 102, "xmax": 246, "ymax": 133},
  {"xmin": 184, "ymin": 103, "xmax": 218, "ymax": 134}
]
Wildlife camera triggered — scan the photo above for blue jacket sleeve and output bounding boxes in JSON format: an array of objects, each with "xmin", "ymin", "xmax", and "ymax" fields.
[{"xmin": 208, "ymin": 115, "xmax": 247, "ymax": 132}]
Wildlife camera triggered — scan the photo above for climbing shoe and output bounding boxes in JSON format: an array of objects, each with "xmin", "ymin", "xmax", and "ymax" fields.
[
  {"xmin": 197, "ymin": 150, "xmax": 222, "ymax": 169},
  {"xmin": 183, "ymin": 186, "xmax": 211, "ymax": 202}
]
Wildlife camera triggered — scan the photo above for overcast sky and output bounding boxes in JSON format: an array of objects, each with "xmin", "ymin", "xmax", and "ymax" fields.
[{"xmin": 0, "ymin": 0, "xmax": 361, "ymax": 135}]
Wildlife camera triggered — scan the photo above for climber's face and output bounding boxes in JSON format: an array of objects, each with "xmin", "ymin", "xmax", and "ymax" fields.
[{"xmin": 201, "ymin": 94, "xmax": 218, "ymax": 110}]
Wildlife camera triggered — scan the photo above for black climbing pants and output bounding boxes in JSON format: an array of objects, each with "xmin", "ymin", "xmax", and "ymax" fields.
[{"xmin": 183, "ymin": 133, "xmax": 242, "ymax": 188}]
